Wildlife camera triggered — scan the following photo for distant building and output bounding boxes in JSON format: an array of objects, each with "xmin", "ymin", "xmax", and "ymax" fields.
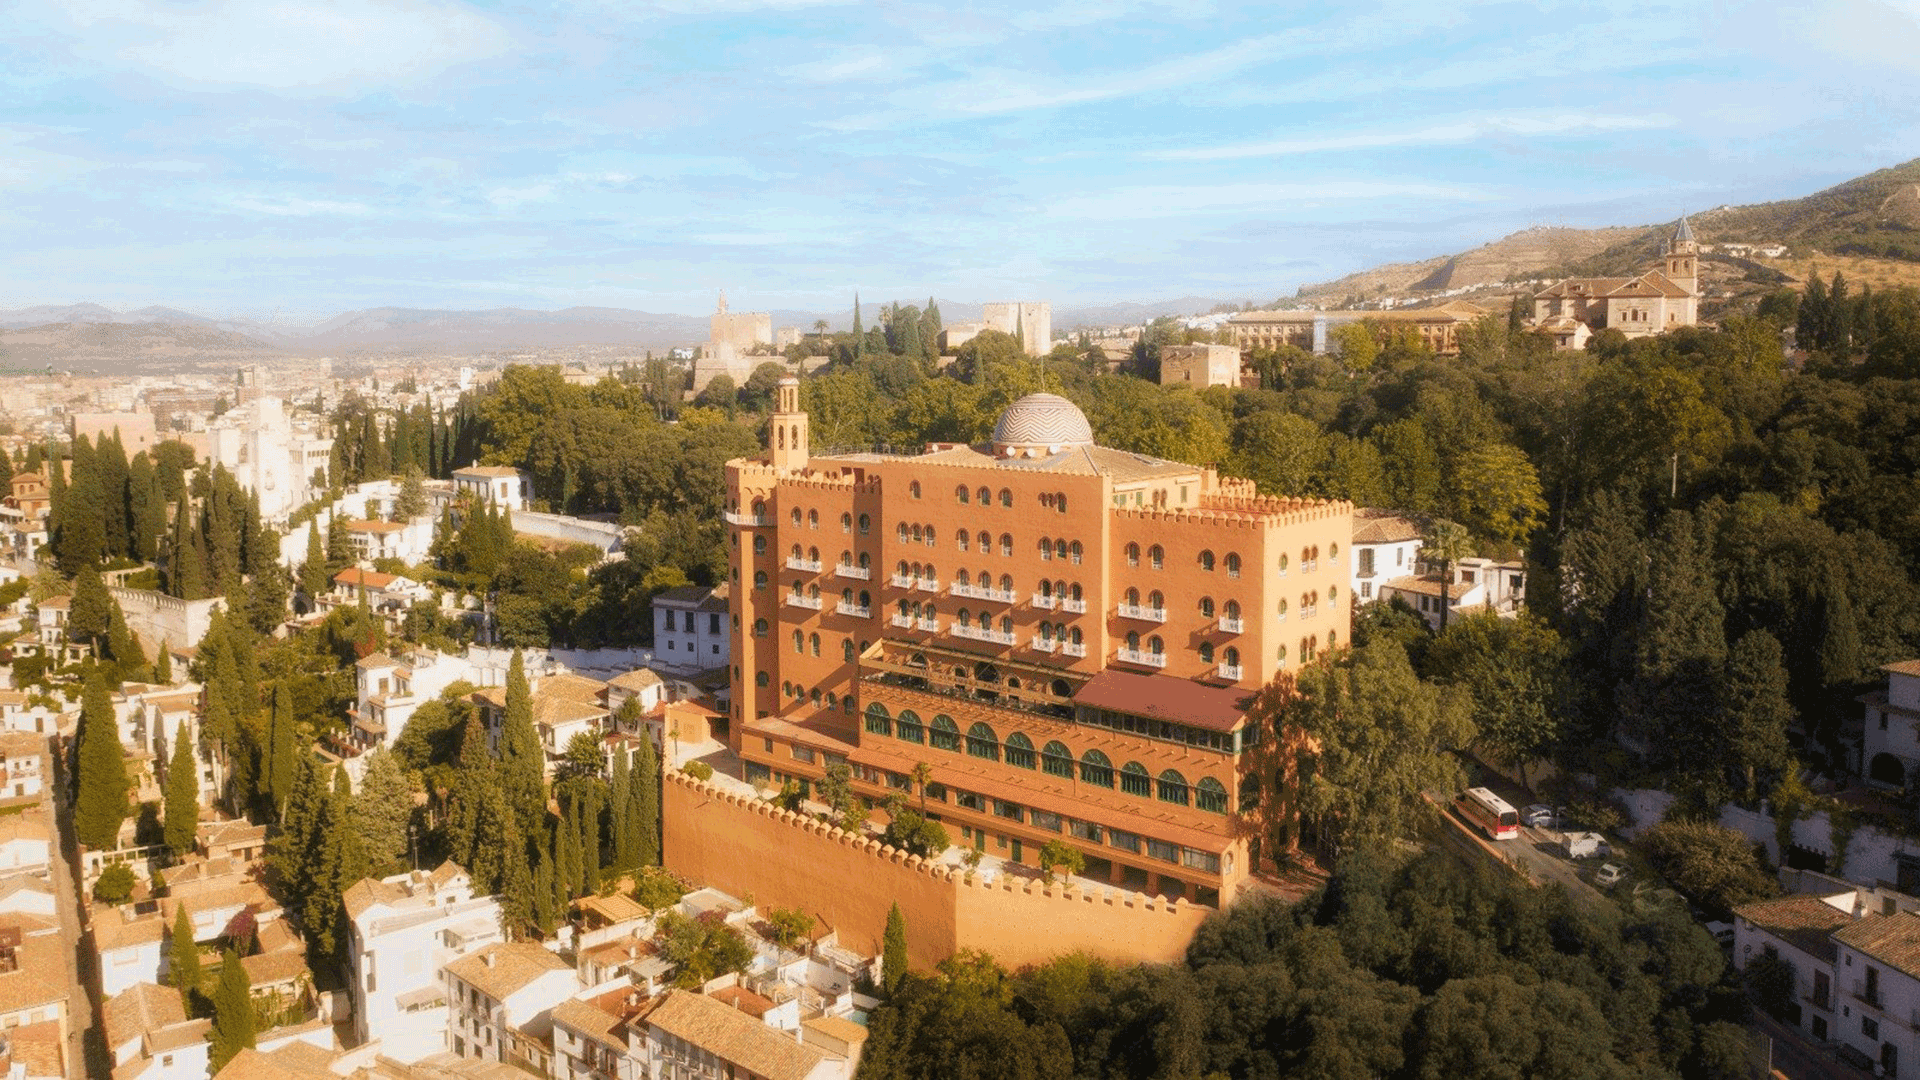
[
  {"xmin": 204, "ymin": 397, "xmax": 334, "ymax": 524},
  {"xmin": 651, "ymin": 584, "xmax": 730, "ymax": 676},
  {"xmin": 345, "ymin": 862, "xmax": 502, "ymax": 1063},
  {"xmin": 70, "ymin": 411, "xmax": 157, "ymax": 456},
  {"xmin": 1349, "ymin": 509, "xmax": 1425, "ymax": 605},
  {"xmin": 1226, "ymin": 300, "xmax": 1489, "ymax": 355},
  {"xmin": 1378, "ymin": 556, "xmax": 1526, "ymax": 630},
  {"xmin": 942, "ymin": 301, "xmax": 1053, "ymax": 356},
  {"xmin": 693, "ymin": 292, "xmax": 775, "ymax": 392},
  {"xmin": 452, "ymin": 466, "xmax": 532, "ymax": 512},
  {"xmin": 1529, "ymin": 218, "xmax": 1700, "ymax": 348},
  {"xmin": 1158, "ymin": 343, "xmax": 1244, "ymax": 388}
]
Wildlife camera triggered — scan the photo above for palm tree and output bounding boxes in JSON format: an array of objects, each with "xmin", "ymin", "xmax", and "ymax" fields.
[
  {"xmin": 911, "ymin": 761, "xmax": 933, "ymax": 815},
  {"xmin": 1423, "ymin": 519, "xmax": 1472, "ymax": 632}
]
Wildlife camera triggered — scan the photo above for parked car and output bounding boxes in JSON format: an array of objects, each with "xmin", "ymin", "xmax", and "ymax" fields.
[
  {"xmin": 1561, "ymin": 832, "xmax": 1611, "ymax": 860},
  {"xmin": 1595, "ymin": 863, "xmax": 1628, "ymax": 888},
  {"xmin": 1704, "ymin": 920, "xmax": 1735, "ymax": 948},
  {"xmin": 1521, "ymin": 804, "xmax": 1556, "ymax": 828}
]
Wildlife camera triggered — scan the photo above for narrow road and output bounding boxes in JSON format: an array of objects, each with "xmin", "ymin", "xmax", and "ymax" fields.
[{"xmin": 47, "ymin": 746, "xmax": 98, "ymax": 1080}]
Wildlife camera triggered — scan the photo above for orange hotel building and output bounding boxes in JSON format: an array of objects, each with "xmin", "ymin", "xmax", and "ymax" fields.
[{"xmin": 724, "ymin": 378, "xmax": 1351, "ymax": 906}]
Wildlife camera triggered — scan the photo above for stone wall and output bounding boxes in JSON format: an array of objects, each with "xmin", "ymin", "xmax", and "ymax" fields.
[
  {"xmin": 509, "ymin": 511, "xmax": 624, "ymax": 556},
  {"xmin": 662, "ymin": 772, "xmax": 1209, "ymax": 971},
  {"xmin": 109, "ymin": 587, "xmax": 225, "ymax": 652}
]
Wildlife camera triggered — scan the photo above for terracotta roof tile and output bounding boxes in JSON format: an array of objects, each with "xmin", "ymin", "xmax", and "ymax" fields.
[
  {"xmin": 1735, "ymin": 895, "xmax": 1855, "ymax": 963},
  {"xmin": 1835, "ymin": 910, "xmax": 1920, "ymax": 979},
  {"xmin": 444, "ymin": 942, "xmax": 571, "ymax": 1001},
  {"xmin": 645, "ymin": 990, "xmax": 824, "ymax": 1080}
]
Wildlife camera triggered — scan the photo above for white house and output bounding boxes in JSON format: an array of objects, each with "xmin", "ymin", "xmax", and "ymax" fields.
[
  {"xmin": 0, "ymin": 731, "xmax": 45, "ymax": 803},
  {"xmin": 94, "ymin": 907, "xmax": 169, "ymax": 997},
  {"xmin": 1834, "ymin": 910, "xmax": 1920, "ymax": 1078},
  {"xmin": 1733, "ymin": 892, "xmax": 1858, "ymax": 1044},
  {"xmin": 102, "ymin": 982, "xmax": 211, "ymax": 1080},
  {"xmin": 1863, "ymin": 661, "xmax": 1920, "ymax": 790},
  {"xmin": 1379, "ymin": 556, "xmax": 1527, "ymax": 631},
  {"xmin": 344, "ymin": 861, "xmax": 503, "ymax": 1063},
  {"xmin": 204, "ymin": 396, "xmax": 333, "ymax": 524},
  {"xmin": 650, "ymin": 585, "xmax": 730, "ymax": 676},
  {"xmin": 442, "ymin": 942, "xmax": 578, "ymax": 1068},
  {"xmin": 638, "ymin": 990, "xmax": 851, "ymax": 1080},
  {"xmin": 347, "ymin": 649, "xmax": 477, "ymax": 754},
  {"xmin": 1350, "ymin": 509, "xmax": 1424, "ymax": 605},
  {"xmin": 0, "ymin": 815, "xmax": 52, "ymax": 879},
  {"xmin": 453, "ymin": 465, "xmax": 532, "ymax": 512}
]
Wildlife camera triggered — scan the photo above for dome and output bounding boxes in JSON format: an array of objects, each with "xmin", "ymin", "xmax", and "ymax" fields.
[{"xmin": 991, "ymin": 392, "xmax": 1093, "ymax": 458}]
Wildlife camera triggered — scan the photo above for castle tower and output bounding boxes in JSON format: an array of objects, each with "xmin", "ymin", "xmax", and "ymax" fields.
[
  {"xmin": 1666, "ymin": 216, "xmax": 1698, "ymax": 296},
  {"xmin": 769, "ymin": 375, "xmax": 808, "ymax": 473}
]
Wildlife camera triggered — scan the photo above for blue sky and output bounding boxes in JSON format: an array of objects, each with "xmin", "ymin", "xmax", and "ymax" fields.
[{"xmin": 4, "ymin": 0, "xmax": 1920, "ymax": 323}]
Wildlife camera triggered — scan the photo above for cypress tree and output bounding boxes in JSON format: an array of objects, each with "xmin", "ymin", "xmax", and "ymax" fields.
[
  {"xmin": 532, "ymin": 847, "xmax": 557, "ymax": 938},
  {"xmin": 209, "ymin": 946, "xmax": 256, "ymax": 1071},
  {"xmin": 500, "ymin": 650, "xmax": 545, "ymax": 841},
  {"xmin": 69, "ymin": 563, "xmax": 113, "ymax": 652},
  {"xmin": 325, "ymin": 513, "xmax": 354, "ymax": 573},
  {"xmin": 852, "ymin": 293, "xmax": 863, "ymax": 356},
  {"xmin": 497, "ymin": 806, "xmax": 533, "ymax": 940},
  {"xmin": 268, "ymin": 757, "xmax": 326, "ymax": 904},
  {"xmin": 155, "ymin": 637, "xmax": 173, "ymax": 684},
  {"xmin": 924, "ymin": 296, "xmax": 942, "ymax": 356},
  {"xmin": 164, "ymin": 722, "xmax": 199, "ymax": 855},
  {"xmin": 107, "ymin": 599, "xmax": 147, "ymax": 680},
  {"xmin": 268, "ymin": 682, "xmax": 295, "ymax": 813},
  {"xmin": 1798, "ymin": 271, "xmax": 1829, "ymax": 350},
  {"xmin": 168, "ymin": 904, "xmax": 201, "ymax": 998},
  {"xmin": 1829, "ymin": 271, "xmax": 1853, "ymax": 351},
  {"xmin": 301, "ymin": 521, "xmax": 327, "ymax": 603},
  {"xmin": 882, "ymin": 902, "xmax": 908, "ymax": 993},
  {"xmin": 1820, "ymin": 586, "xmax": 1862, "ymax": 687},
  {"xmin": 634, "ymin": 736, "xmax": 660, "ymax": 866},
  {"xmin": 447, "ymin": 708, "xmax": 491, "ymax": 870},
  {"xmin": 609, "ymin": 748, "xmax": 633, "ymax": 872},
  {"xmin": 74, "ymin": 676, "xmax": 129, "ymax": 850}
]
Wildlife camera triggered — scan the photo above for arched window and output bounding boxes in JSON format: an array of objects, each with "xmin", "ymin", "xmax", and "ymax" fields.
[
  {"xmin": 999, "ymin": 615, "xmax": 1012, "ymax": 635},
  {"xmin": 930, "ymin": 714, "xmax": 960, "ymax": 752},
  {"xmin": 956, "ymin": 609, "xmax": 972, "ymax": 629},
  {"xmin": 807, "ymin": 584, "xmax": 820, "ymax": 600},
  {"xmin": 790, "ymin": 507, "xmax": 802, "ymax": 526},
  {"xmin": 956, "ymin": 532, "xmax": 970, "ymax": 552},
  {"xmin": 753, "ymin": 535, "xmax": 767, "ymax": 555},
  {"xmin": 976, "ymin": 486, "xmax": 990, "ymax": 504},
  {"xmin": 999, "ymin": 533, "xmax": 1012, "ymax": 556},
  {"xmin": 966, "ymin": 722, "xmax": 999, "ymax": 761},
  {"xmin": 1196, "ymin": 777, "xmax": 1228, "ymax": 813},
  {"xmin": 751, "ymin": 498, "xmax": 766, "ymax": 518},
  {"xmin": 998, "ymin": 488, "xmax": 1012, "ymax": 507},
  {"xmin": 1068, "ymin": 583, "xmax": 1082, "ymax": 601},
  {"xmin": 1157, "ymin": 769, "xmax": 1190, "ymax": 806},
  {"xmin": 955, "ymin": 570, "xmax": 970, "ymax": 587},
  {"xmin": 859, "ymin": 589, "xmax": 871, "ymax": 608},
  {"xmin": 923, "ymin": 526, "xmax": 936, "ymax": 548},
  {"xmin": 808, "ymin": 546, "xmax": 820, "ymax": 563},
  {"xmin": 1224, "ymin": 646, "xmax": 1240, "ymax": 668},
  {"xmin": 808, "ymin": 509, "xmax": 819, "ymax": 528},
  {"xmin": 1125, "ymin": 542, "xmax": 1140, "ymax": 566},
  {"xmin": 1148, "ymin": 544, "xmax": 1164, "ymax": 570},
  {"xmin": 1038, "ymin": 538, "xmax": 1052, "ymax": 560},
  {"xmin": 895, "ymin": 709, "xmax": 925, "ymax": 743},
  {"xmin": 858, "ymin": 552, "xmax": 871, "ymax": 571},
  {"xmin": 999, "ymin": 574, "xmax": 1013, "ymax": 593},
  {"xmin": 1276, "ymin": 598, "xmax": 1288, "ymax": 619},
  {"xmin": 1328, "ymin": 629, "xmax": 1338, "ymax": 648},
  {"xmin": 810, "ymin": 689, "xmax": 821, "ymax": 706},
  {"xmin": 753, "ymin": 570, "xmax": 768, "ymax": 589},
  {"xmin": 843, "ymin": 639, "xmax": 855, "ymax": 660},
  {"xmin": 825, "ymin": 691, "xmax": 837, "ymax": 709},
  {"xmin": 1125, "ymin": 587, "xmax": 1140, "ymax": 607},
  {"xmin": 910, "ymin": 481, "xmax": 921, "ymax": 499},
  {"xmin": 977, "ymin": 530, "xmax": 990, "ymax": 552},
  {"xmin": 753, "ymin": 618, "xmax": 768, "ymax": 636},
  {"xmin": 792, "ymin": 630, "xmax": 804, "ymax": 653},
  {"xmin": 1069, "ymin": 541, "xmax": 1083, "ymax": 564},
  {"xmin": 858, "ymin": 513, "xmax": 871, "ymax": 534},
  {"xmin": 1068, "ymin": 627, "xmax": 1083, "ymax": 646},
  {"xmin": 1119, "ymin": 761, "xmax": 1151, "ymax": 797},
  {"xmin": 1330, "ymin": 542, "xmax": 1340, "ymax": 558},
  {"xmin": 1199, "ymin": 550, "xmax": 1215, "ymax": 571},
  {"xmin": 1276, "ymin": 644, "xmax": 1288, "ymax": 666},
  {"xmin": 896, "ymin": 559, "xmax": 909, "ymax": 578},
  {"xmin": 1005, "ymin": 732, "xmax": 1036, "ymax": 769},
  {"xmin": 790, "ymin": 543, "xmax": 802, "ymax": 560},
  {"xmin": 1080, "ymin": 749, "xmax": 1114, "ymax": 787},
  {"xmin": 1277, "ymin": 553, "xmax": 1289, "ymax": 575},
  {"xmin": 755, "ymin": 670, "xmax": 769, "ymax": 687},
  {"xmin": 1199, "ymin": 641, "xmax": 1215, "ymax": 664},
  {"xmin": 1225, "ymin": 553, "xmax": 1241, "ymax": 578},
  {"xmin": 1200, "ymin": 596, "xmax": 1215, "ymax": 619},
  {"xmin": 1148, "ymin": 635, "xmax": 1164, "ymax": 657},
  {"xmin": 897, "ymin": 524, "xmax": 910, "ymax": 544},
  {"xmin": 810, "ymin": 632, "xmax": 821, "ymax": 656},
  {"xmin": 1053, "ymin": 539, "xmax": 1067, "ymax": 560},
  {"xmin": 1126, "ymin": 630, "xmax": 1141, "ymax": 651},
  {"xmin": 956, "ymin": 485, "xmax": 970, "ymax": 504},
  {"xmin": 841, "ymin": 512, "xmax": 852, "ymax": 533},
  {"xmin": 1041, "ymin": 740, "xmax": 1073, "ymax": 778},
  {"xmin": 1056, "ymin": 494, "xmax": 1067, "ymax": 513},
  {"xmin": 1147, "ymin": 590, "xmax": 1164, "ymax": 612},
  {"xmin": 1328, "ymin": 585, "xmax": 1338, "ymax": 603},
  {"xmin": 1038, "ymin": 621, "xmax": 1055, "ymax": 642}
]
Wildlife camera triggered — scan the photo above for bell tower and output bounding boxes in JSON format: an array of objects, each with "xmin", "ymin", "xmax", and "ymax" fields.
[
  {"xmin": 769, "ymin": 375, "xmax": 809, "ymax": 473},
  {"xmin": 1665, "ymin": 215, "xmax": 1698, "ymax": 296}
]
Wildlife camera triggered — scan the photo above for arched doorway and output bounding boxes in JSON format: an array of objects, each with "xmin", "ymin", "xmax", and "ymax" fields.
[{"xmin": 1871, "ymin": 752, "xmax": 1907, "ymax": 788}]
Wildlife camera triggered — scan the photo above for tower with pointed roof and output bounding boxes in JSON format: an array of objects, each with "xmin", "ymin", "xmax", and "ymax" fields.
[{"xmin": 1665, "ymin": 216, "xmax": 1699, "ymax": 298}]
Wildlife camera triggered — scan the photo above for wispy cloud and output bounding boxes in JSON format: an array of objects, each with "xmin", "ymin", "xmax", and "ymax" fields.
[
  {"xmin": 1145, "ymin": 113, "xmax": 1679, "ymax": 161},
  {"xmin": 1048, "ymin": 180, "xmax": 1497, "ymax": 222},
  {"xmin": 224, "ymin": 194, "xmax": 371, "ymax": 217}
]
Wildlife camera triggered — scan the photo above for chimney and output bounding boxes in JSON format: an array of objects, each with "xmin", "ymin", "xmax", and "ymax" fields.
[
  {"xmin": 482, "ymin": 950, "xmax": 496, "ymax": 968},
  {"xmin": 1855, "ymin": 894, "xmax": 1869, "ymax": 920}
]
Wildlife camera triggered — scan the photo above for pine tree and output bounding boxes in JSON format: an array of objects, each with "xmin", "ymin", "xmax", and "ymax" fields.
[
  {"xmin": 164, "ymin": 722, "xmax": 199, "ymax": 855},
  {"xmin": 325, "ymin": 513, "xmax": 354, "ymax": 573},
  {"xmin": 300, "ymin": 521, "xmax": 327, "ymax": 601},
  {"xmin": 500, "ymin": 650, "xmax": 545, "ymax": 841},
  {"xmin": 396, "ymin": 469, "xmax": 429, "ymax": 521},
  {"xmin": 168, "ymin": 904, "xmax": 201, "ymax": 998},
  {"xmin": 268, "ymin": 682, "xmax": 295, "ymax": 813},
  {"xmin": 352, "ymin": 749, "xmax": 411, "ymax": 876},
  {"xmin": 882, "ymin": 902, "xmax": 908, "ymax": 993},
  {"xmin": 74, "ymin": 676, "xmax": 129, "ymax": 850},
  {"xmin": 209, "ymin": 946, "xmax": 256, "ymax": 1071},
  {"xmin": 268, "ymin": 757, "xmax": 326, "ymax": 903},
  {"xmin": 609, "ymin": 749, "xmax": 634, "ymax": 872},
  {"xmin": 1798, "ymin": 271, "xmax": 1829, "ymax": 350},
  {"xmin": 634, "ymin": 736, "xmax": 660, "ymax": 866}
]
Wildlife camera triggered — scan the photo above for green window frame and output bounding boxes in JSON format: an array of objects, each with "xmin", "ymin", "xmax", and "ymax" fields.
[
  {"xmin": 1119, "ymin": 762, "xmax": 1151, "ymax": 798},
  {"xmin": 1079, "ymin": 749, "xmax": 1114, "ymax": 788},
  {"xmin": 930, "ymin": 714, "xmax": 961, "ymax": 752},
  {"xmin": 1041, "ymin": 741, "xmax": 1073, "ymax": 778},
  {"xmin": 1004, "ymin": 732, "xmax": 1036, "ymax": 770}
]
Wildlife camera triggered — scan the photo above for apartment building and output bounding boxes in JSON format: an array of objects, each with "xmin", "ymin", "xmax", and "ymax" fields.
[
  {"xmin": 651, "ymin": 585, "xmax": 731, "ymax": 676},
  {"xmin": 344, "ymin": 861, "xmax": 503, "ymax": 1063},
  {"xmin": 725, "ymin": 380, "xmax": 1352, "ymax": 905},
  {"xmin": 443, "ymin": 942, "xmax": 576, "ymax": 1069}
]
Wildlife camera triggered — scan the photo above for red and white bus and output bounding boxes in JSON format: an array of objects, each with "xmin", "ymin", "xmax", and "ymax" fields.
[{"xmin": 1455, "ymin": 787, "xmax": 1519, "ymax": 841}]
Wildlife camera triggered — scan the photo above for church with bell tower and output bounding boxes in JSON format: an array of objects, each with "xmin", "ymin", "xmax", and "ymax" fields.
[{"xmin": 1529, "ymin": 217, "xmax": 1702, "ymax": 349}]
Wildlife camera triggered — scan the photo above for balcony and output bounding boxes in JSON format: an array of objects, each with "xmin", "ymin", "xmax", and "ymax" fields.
[
  {"xmin": 835, "ymin": 602, "xmax": 872, "ymax": 619},
  {"xmin": 916, "ymin": 618, "xmax": 940, "ymax": 632},
  {"xmin": 1031, "ymin": 637, "xmax": 1057, "ymax": 653},
  {"xmin": 835, "ymin": 564, "xmax": 871, "ymax": 580},
  {"xmin": 786, "ymin": 557, "xmax": 822, "ymax": 572},
  {"xmin": 952, "ymin": 625, "xmax": 1016, "ymax": 646},
  {"xmin": 723, "ymin": 510, "xmax": 771, "ymax": 527},
  {"xmin": 891, "ymin": 574, "xmax": 915, "ymax": 588},
  {"xmin": 890, "ymin": 613, "xmax": 915, "ymax": 629},
  {"xmin": 1217, "ymin": 617, "xmax": 1244, "ymax": 634},
  {"xmin": 1116, "ymin": 648, "xmax": 1167, "ymax": 668},
  {"xmin": 1217, "ymin": 664, "xmax": 1243, "ymax": 681},
  {"xmin": 950, "ymin": 583, "xmax": 1018, "ymax": 603},
  {"xmin": 1032, "ymin": 595, "xmax": 1057, "ymax": 610},
  {"xmin": 916, "ymin": 578, "xmax": 940, "ymax": 592},
  {"xmin": 784, "ymin": 595, "xmax": 823, "ymax": 611},
  {"xmin": 1852, "ymin": 980, "xmax": 1883, "ymax": 1010},
  {"xmin": 1061, "ymin": 598, "xmax": 1087, "ymax": 614},
  {"xmin": 1117, "ymin": 604, "xmax": 1167, "ymax": 623},
  {"xmin": 1061, "ymin": 641, "xmax": 1087, "ymax": 657}
]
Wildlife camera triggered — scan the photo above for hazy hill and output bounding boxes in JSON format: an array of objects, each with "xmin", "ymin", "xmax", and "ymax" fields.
[
  {"xmin": 0, "ymin": 321, "xmax": 278, "ymax": 374},
  {"xmin": 1296, "ymin": 227, "xmax": 1645, "ymax": 302}
]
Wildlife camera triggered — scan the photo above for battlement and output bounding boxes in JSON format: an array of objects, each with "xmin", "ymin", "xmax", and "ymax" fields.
[{"xmin": 1112, "ymin": 494, "xmax": 1351, "ymax": 530}]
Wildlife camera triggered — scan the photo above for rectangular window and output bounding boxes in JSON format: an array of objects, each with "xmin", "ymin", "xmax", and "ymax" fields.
[
  {"xmin": 1146, "ymin": 838, "xmax": 1179, "ymax": 863},
  {"xmin": 925, "ymin": 782, "xmax": 948, "ymax": 803},
  {"xmin": 1030, "ymin": 810, "xmax": 1062, "ymax": 832},
  {"xmin": 1864, "ymin": 1016, "xmax": 1880, "ymax": 1040},
  {"xmin": 791, "ymin": 745, "xmax": 816, "ymax": 764},
  {"xmin": 1181, "ymin": 847, "xmax": 1220, "ymax": 872},
  {"xmin": 888, "ymin": 772, "xmax": 912, "ymax": 790},
  {"xmin": 1070, "ymin": 819, "xmax": 1103, "ymax": 844},
  {"xmin": 1108, "ymin": 829, "xmax": 1141, "ymax": 853},
  {"xmin": 745, "ymin": 762, "xmax": 770, "ymax": 785},
  {"xmin": 709, "ymin": 613, "xmax": 721, "ymax": 634},
  {"xmin": 992, "ymin": 799, "xmax": 1024, "ymax": 822},
  {"xmin": 956, "ymin": 790, "xmax": 985, "ymax": 812}
]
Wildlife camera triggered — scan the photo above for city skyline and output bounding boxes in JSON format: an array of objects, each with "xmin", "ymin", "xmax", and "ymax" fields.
[{"xmin": 3, "ymin": 0, "xmax": 1919, "ymax": 319}]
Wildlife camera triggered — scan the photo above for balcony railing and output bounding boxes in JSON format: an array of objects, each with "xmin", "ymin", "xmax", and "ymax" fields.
[
  {"xmin": 784, "ymin": 595, "xmax": 823, "ymax": 610},
  {"xmin": 786, "ymin": 557, "xmax": 822, "ymax": 572},
  {"xmin": 835, "ymin": 564, "xmax": 871, "ymax": 580},
  {"xmin": 1852, "ymin": 980, "xmax": 1883, "ymax": 1009},
  {"xmin": 1117, "ymin": 604, "xmax": 1167, "ymax": 623},
  {"xmin": 723, "ymin": 511, "xmax": 772, "ymax": 527},
  {"xmin": 1061, "ymin": 641, "xmax": 1086, "ymax": 657},
  {"xmin": 1031, "ymin": 637, "xmax": 1057, "ymax": 653},
  {"xmin": 1117, "ymin": 648, "xmax": 1167, "ymax": 668},
  {"xmin": 835, "ymin": 602, "xmax": 872, "ymax": 618},
  {"xmin": 950, "ymin": 583, "xmax": 1018, "ymax": 603},
  {"xmin": 1217, "ymin": 617, "xmax": 1244, "ymax": 634},
  {"xmin": 890, "ymin": 574, "xmax": 915, "ymax": 588},
  {"xmin": 916, "ymin": 578, "xmax": 940, "ymax": 592},
  {"xmin": 1217, "ymin": 664, "xmax": 1243, "ymax": 681},
  {"xmin": 952, "ymin": 625, "xmax": 1016, "ymax": 646},
  {"xmin": 1061, "ymin": 598, "xmax": 1087, "ymax": 613},
  {"xmin": 917, "ymin": 618, "xmax": 940, "ymax": 632},
  {"xmin": 1032, "ymin": 595, "xmax": 1057, "ymax": 610},
  {"xmin": 890, "ymin": 613, "xmax": 915, "ymax": 629}
]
